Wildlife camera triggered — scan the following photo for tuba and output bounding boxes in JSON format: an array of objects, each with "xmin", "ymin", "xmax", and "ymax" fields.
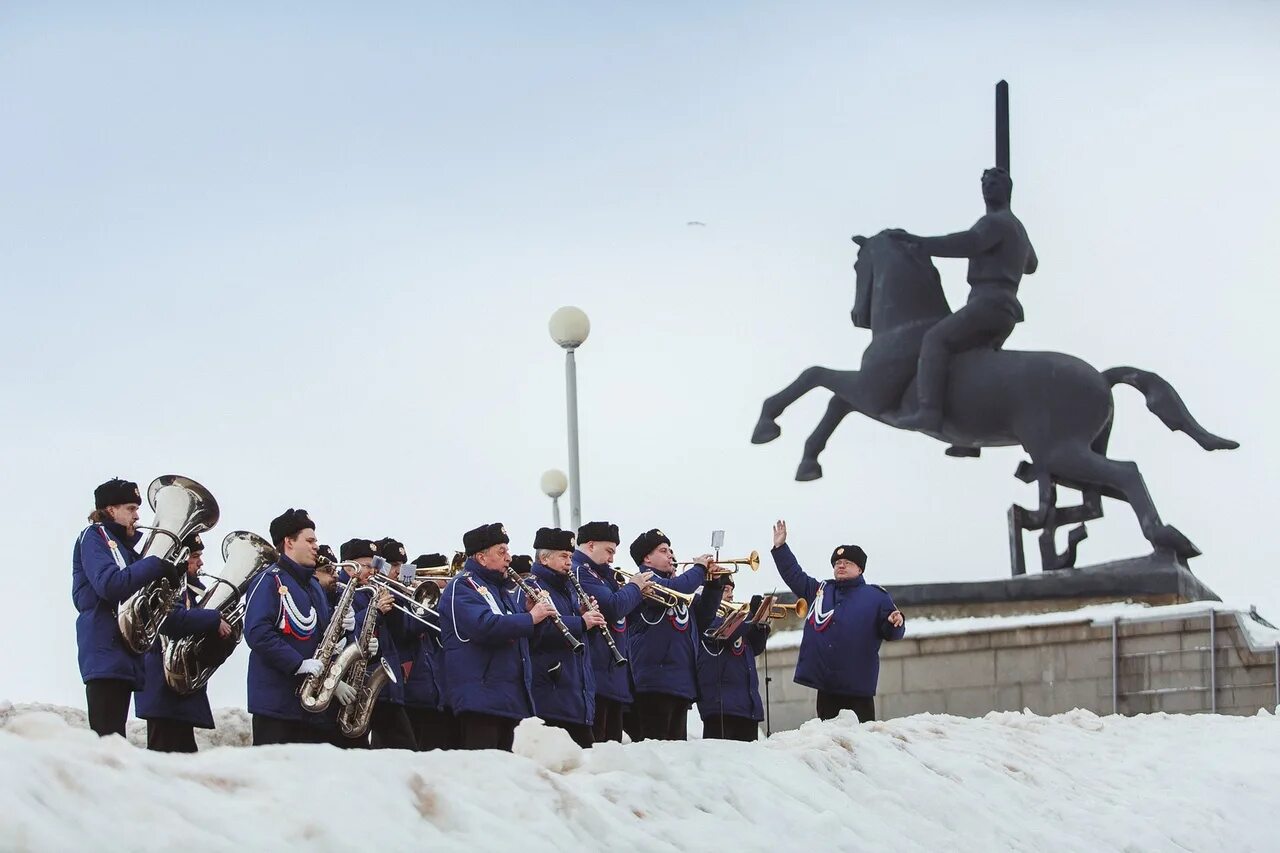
[
  {"xmin": 161, "ymin": 531, "xmax": 275, "ymax": 695},
  {"xmin": 117, "ymin": 475, "xmax": 220, "ymax": 654}
]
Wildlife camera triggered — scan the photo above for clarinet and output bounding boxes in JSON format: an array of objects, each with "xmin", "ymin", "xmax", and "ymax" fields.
[
  {"xmin": 567, "ymin": 568, "xmax": 627, "ymax": 668},
  {"xmin": 506, "ymin": 566, "xmax": 584, "ymax": 654}
]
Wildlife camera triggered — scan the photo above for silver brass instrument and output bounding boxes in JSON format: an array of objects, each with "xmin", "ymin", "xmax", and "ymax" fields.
[
  {"xmin": 299, "ymin": 561, "xmax": 363, "ymax": 713},
  {"xmin": 337, "ymin": 581, "xmax": 398, "ymax": 738},
  {"xmin": 117, "ymin": 475, "xmax": 220, "ymax": 654},
  {"xmin": 364, "ymin": 573, "xmax": 441, "ymax": 633},
  {"xmin": 161, "ymin": 531, "xmax": 275, "ymax": 694},
  {"xmin": 567, "ymin": 567, "xmax": 626, "ymax": 668}
]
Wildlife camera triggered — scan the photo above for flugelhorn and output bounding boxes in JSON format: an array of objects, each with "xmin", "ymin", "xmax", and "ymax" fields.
[
  {"xmin": 118, "ymin": 475, "xmax": 221, "ymax": 654},
  {"xmin": 675, "ymin": 550, "xmax": 760, "ymax": 579}
]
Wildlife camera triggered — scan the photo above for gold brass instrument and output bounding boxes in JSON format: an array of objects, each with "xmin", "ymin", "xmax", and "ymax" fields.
[
  {"xmin": 674, "ymin": 550, "xmax": 760, "ymax": 579},
  {"xmin": 118, "ymin": 475, "xmax": 221, "ymax": 654},
  {"xmin": 410, "ymin": 553, "xmax": 463, "ymax": 606},
  {"xmin": 717, "ymin": 596, "xmax": 808, "ymax": 622},
  {"xmin": 612, "ymin": 568, "xmax": 697, "ymax": 609},
  {"xmin": 162, "ymin": 531, "xmax": 276, "ymax": 694},
  {"xmin": 337, "ymin": 580, "xmax": 398, "ymax": 738},
  {"xmin": 299, "ymin": 563, "xmax": 363, "ymax": 713}
]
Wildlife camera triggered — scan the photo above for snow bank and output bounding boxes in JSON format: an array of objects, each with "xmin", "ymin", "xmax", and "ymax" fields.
[
  {"xmin": 1, "ymin": 704, "xmax": 1276, "ymax": 852},
  {"xmin": 771, "ymin": 600, "xmax": 1280, "ymax": 651}
]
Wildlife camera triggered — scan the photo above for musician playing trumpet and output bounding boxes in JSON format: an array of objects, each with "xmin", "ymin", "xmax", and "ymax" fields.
[
  {"xmin": 73, "ymin": 478, "xmax": 187, "ymax": 738},
  {"xmin": 695, "ymin": 577, "xmax": 768, "ymax": 742},
  {"xmin": 403, "ymin": 553, "xmax": 456, "ymax": 751},
  {"xmin": 526, "ymin": 528, "xmax": 605, "ymax": 748},
  {"xmin": 627, "ymin": 529, "xmax": 726, "ymax": 741},
  {"xmin": 136, "ymin": 533, "xmax": 233, "ymax": 752},
  {"xmin": 440, "ymin": 523, "xmax": 556, "ymax": 751}
]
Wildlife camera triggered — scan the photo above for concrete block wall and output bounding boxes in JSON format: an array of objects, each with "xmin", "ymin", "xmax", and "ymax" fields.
[{"xmin": 758, "ymin": 611, "xmax": 1279, "ymax": 733}]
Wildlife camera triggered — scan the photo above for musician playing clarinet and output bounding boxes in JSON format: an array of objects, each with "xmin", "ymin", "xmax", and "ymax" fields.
[
  {"xmin": 527, "ymin": 527, "xmax": 604, "ymax": 748},
  {"xmin": 136, "ymin": 533, "xmax": 233, "ymax": 752},
  {"xmin": 440, "ymin": 523, "xmax": 556, "ymax": 751}
]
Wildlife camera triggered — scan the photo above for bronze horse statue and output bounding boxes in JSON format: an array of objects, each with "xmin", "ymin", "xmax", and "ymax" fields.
[{"xmin": 751, "ymin": 231, "xmax": 1238, "ymax": 564}]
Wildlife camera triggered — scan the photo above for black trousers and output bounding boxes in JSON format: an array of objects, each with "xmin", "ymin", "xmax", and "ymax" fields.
[
  {"xmin": 702, "ymin": 714, "xmax": 760, "ymax": 742},
  {"xmin": 915, "ymin": 299, "xmax": 1017, "ymax": 412},
  {"xmin": 632, "ymin": 692, "xmax": 690, "ymax": 741},
  {"xmin": 457, "ymin": 711, "xmax": 519, "ymax": 751},
  {"xmin": 146, "ymin": 718, "xmax": 198, "ymax": 753},
  {"xmin": 816, "ymin": 691, "xmax": 877, "ymax": 723},
  {"xmin": 85, "ymin": 679, "xmax": 133, "ymax": 738},
  {"xmin": 592, "ymin": 696, "xmax": 624, "ymax": 743},
  {"xmin": 406, "ymin": 706, "xmax": 458, "ymax": 751},
  {"xmin": 369, "ymin": 703, "xmax": 418, "ymax": 750},
  {"xmin": 621, "ymin": 702, "xmax": 644, "ymax": 743},
  {"xmin": 252, "ymin": 715, "xmax": 325, "ymax": 746},
  {"xmin": 329, "ymin": 726, "xmax": 369, "ymax": 749},
  {"xmin": 545, "ymin": 718, "xmax": 594, "ymax": 749}
]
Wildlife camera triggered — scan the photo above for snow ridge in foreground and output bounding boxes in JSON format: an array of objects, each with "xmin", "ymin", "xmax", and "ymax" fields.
[{"xmin": 1, "ymin": 704, "xmax": 1276, "ymax": 852}]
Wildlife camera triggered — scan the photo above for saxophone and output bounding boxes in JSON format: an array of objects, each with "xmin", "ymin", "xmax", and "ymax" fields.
[
  {"xmin": 298, "ymin": 566, "xmax": 361, "ymax": 713},
  {"xmin": 337, "ymin": 589, "xmax": 398, "ymax": 738}
]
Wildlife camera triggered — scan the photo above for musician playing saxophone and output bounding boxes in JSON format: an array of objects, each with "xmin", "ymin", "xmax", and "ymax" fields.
[
  {"xmin": 571, "ymin": 521, "xmax": 652, "ymax": 743},
  {"xmin": 440, "ymin": 523, "xmax": 556, "ymax": 751},
  {"xmin": 627, "ymin": 529, "xmax": 726, "ymax": 741},
  {"xmin": 358, "ymin": 536, "xmax": 417, "ymax": 750},
  {"xmin": 136, "ymin": 533, "xmax": 233, "ymax": 752},
  {"xmin": 527, "ymin": 528, "xmax": 606, "ymax": 748},
  {"xmin": 72, "ymin": 478, "xmax": 186, "ymax": 738},
  {"xmin": 244, "ymin": 509, "xmax": 351, "ymax": 746}
]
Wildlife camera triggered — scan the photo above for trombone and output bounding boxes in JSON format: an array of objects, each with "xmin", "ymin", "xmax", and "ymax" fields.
[
  {"xmin": 350, "ymin": 572, "xmax": 442, "ymax": 634},
  {"xmin": 410, "ymin": 551, "xmax": 464, "ymax": 606},
  {"xmin": 675, "ymin": 550, "xmax": 760, "ymax": 579}
]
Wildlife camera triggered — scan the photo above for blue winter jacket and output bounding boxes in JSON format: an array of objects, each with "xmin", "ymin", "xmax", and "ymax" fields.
[
  {"xmin": 572, "ymin": 550, "xmax": 644, "ymax": 703},
  {"xmin": 527, "ymin": 564, "xmax": 595, "ymax": 727},
  {"xmin": 404, "ymin": 609, "xmax": 445, "ymax": 711},
  {"xmin": 243, "ymin": 555, "xmax": 332, "ymax": 721},
  {"xmin": 71, "ymin": 521, "xmax": 170, "ymax": 687},
  {"xmin": 439, "ymin": 560, "xmax": 537, "ymax": 722},
  {"xmin": 696, "ymin": 617, "xmax": 769, "ymax": 721},
  {"xmin": 773, "ymin": 544, "xmax": 905, "ymax": 697},
  {"xmin": 135, "ymin": 577, "xmax": 222, "ymax": 728},
  {"xmin": 629, "ymin": 565, "xmax": 723, "ymax": 701}
]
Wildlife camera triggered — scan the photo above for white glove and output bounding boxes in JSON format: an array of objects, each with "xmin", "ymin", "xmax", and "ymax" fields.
[
  {"xmin": 366, "ymin": 637, "xmax": 380, "ymax": 658},
  {"xmin": 334, "ymin": 637, "xmax": 348, "ymax": 655},
  {"xmin": 341, "ymin": 606, "xmax": 355, "ymax": 633},
  {"xmin": 333, "ymin": 681, "xmax": 358, "ymax": 706},
  {"xmin": 295, "ymin": 658, "xmax": 323, "ymax": 677}
]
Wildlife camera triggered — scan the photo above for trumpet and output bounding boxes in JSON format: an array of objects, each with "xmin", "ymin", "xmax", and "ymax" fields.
[
  {"xmin": 675, "ymin": 550, "xmax": 760, "ymax": 579},
  {"xmin": 719, "ymin": 596, "xmax": 808, "ymax": 621},
  {"xmin": 612, "ymin": 568, "xmax": 697, "ymax": 609}
]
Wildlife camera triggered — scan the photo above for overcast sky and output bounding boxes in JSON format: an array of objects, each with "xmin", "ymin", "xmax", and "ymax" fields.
[{"xmin": 2, "ymin": 2, "xmax": 1277, "ymax": 711}]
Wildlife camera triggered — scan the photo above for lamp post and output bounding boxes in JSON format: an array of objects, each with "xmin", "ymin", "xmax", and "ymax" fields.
[
  {"xmin": 548, "ymin": 306, "xmax": 590, "ymax": 532},
  {"xmin": 540, "ymin": 469, "xmax": 568, "ymax": 528}
]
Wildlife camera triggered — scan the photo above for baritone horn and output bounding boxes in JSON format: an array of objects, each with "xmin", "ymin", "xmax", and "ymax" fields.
[{"xmin": 117, "ymin": 475, "xmax": 220, "ymax": 654}]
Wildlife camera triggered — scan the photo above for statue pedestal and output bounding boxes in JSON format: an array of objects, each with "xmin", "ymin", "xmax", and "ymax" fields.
[{"xmin": 881, "ymin": 553, "xmax": 1220, "ymax": 620}]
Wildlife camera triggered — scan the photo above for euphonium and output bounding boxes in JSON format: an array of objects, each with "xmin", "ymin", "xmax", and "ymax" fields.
[
  {"xmin": 337, "ymin": 585, "xmax": 398, "ymax": 738},
  {"xmin": 161, "ymin": 531, "xmax": 275, "ymax": 694},
  {"xmin": 117, "ymin": 475, "xmax": 220, "ymax": 654},
  {"xmin": 298, "ymin": 564, "xmax": 362, "ymax": 713}
]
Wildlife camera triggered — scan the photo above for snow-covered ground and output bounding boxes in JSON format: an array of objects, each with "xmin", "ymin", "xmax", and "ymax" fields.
[{"xmin": 1, "ymin": 702, "xmax": 1276, "ymax": 852}]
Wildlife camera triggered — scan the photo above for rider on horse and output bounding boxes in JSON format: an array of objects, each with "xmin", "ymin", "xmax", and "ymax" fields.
[{"xmin": 890, "ymin": 167, "xmax": 1038, "ymax": 433}]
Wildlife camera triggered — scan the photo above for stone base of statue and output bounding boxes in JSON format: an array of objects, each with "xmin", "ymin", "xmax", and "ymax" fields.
[{"xmin": 881, "ymin": 553, "xmax": 1220, "ymax": 620}]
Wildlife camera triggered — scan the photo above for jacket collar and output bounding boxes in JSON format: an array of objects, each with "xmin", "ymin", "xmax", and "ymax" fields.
[
  {"xmin": 466, "ymin": 557, "xmax": 508, "ymax": 587},
  {"xmin": 278, "ymin": 554, "xmax": 316, "ymax": 585},
  {"xmin": 832, "ymin": 574, "xmax": 867, "ymax": 591},
  {"xmin": 532, "ymin": 562, "xmax": 569, "ymax": 589},
  {"xmin": 101, "ymin": 519, "xmax": 143, "ymax": 549}
]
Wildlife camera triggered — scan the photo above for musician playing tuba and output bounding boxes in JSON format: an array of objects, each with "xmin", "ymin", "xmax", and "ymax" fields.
[
  {"xmin": 439, "ymin": 523, "xmax": 556, "ymax": 752},
  {"xmin": 243, "ymin": 509, "xmax": 352, "ymax": 746},
  {"xmin": 135, "ymin": 533, "xmax": 234, "ymax": 752},
  {"xmin": 72, "ymin": 478, "xmax": 187, "ymax": 738},
  {"xmin": 526, "ymin": 528, "xmax": 606, "ymax": 748}
]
